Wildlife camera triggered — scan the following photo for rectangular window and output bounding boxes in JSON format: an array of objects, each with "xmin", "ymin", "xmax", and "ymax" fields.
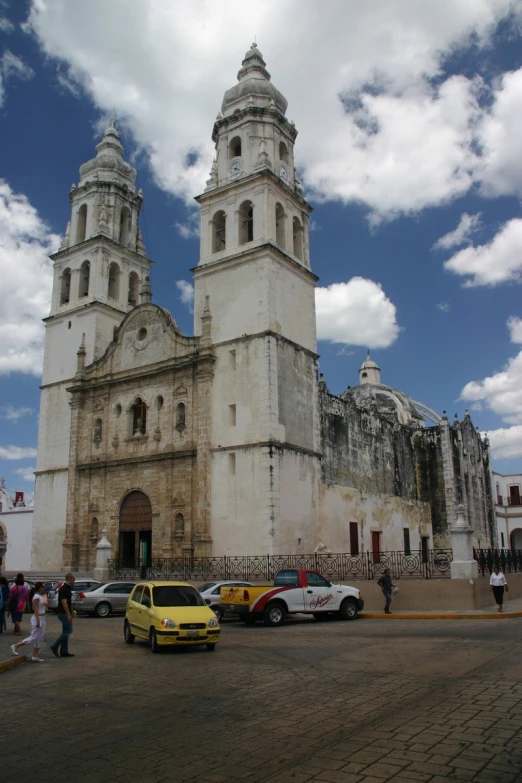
[
  {"xmin": 403, "ymin": 528, "xmax": 411, "ymax": 556},
  {"xmin": 229, "ymin": 349, "xmax": 236, "ymax": 370},
  {"xmin": 509, "ymin": 485, "xmax": 521, "ymax": 506},
  {"xmin": 228, "ymin": 404, "xmax": 236, "ymax": 426},
  {"xmin": 228, "ymin": 452, "xmax": 236, "ymax": 476},
  {"xmin": 421, "ymin": 537, "xmax": 429, "ymax": 564},
  {"xmin": 501, "ymin": 532, "xmax": 505, "ymax": 548},
  {"xmin": 349, "ymin": 522, "xmax": 359, "ymax": 556}
]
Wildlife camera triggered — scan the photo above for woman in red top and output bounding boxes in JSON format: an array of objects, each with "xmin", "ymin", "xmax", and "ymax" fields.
[{"xmin": 9, "ymin": 573, "xmax": 28, "ymax": 636}]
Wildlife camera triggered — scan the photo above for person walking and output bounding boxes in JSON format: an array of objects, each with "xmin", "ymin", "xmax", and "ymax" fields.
[
  {"xmin": 9, "ymin": 573, "xmax": 28, "ymax": 635},
  {"xmin": 50, "ymin": 573, "xmax": 76, "ymax": 658},
  {"xmin": 377, "ymin": 568, "xmax": 398, "ymax": 614},
  {"xmin": 490, "ymin": 566, "xmax": 508, "ymax": 612},
  {"xmin": 11, "ymin": 582, "xmax": 46, "ymax": 661},
  {"xmin": 0, "ymin": 576, "xmax": 9, "ymax": 632}
]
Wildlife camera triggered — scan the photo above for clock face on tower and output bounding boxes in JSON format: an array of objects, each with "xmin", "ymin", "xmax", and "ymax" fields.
[
  {"xmin": 279, "ymin": 164, "xmax": 288, "ymax": 181},
  {"xmin": 230, "ymin": 160, "xmax": 241, "ymax": 178}
]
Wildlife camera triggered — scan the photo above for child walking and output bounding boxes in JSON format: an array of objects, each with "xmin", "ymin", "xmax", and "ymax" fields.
[{"xmin": 11, "ymin": 582, "xmax": 46, "ymax": 662}]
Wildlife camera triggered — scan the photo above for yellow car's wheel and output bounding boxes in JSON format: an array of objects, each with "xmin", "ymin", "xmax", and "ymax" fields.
[
  {"xmin": 150, "ymin": 628, "xmax": 160, "ymax": 653},
  {"xmin": 206, "ymin": 643, "xmax": 216, "ymax": 651},
  {"xmin": 124, "ymin": 620, "xmax": 135, "ymax": 644}
]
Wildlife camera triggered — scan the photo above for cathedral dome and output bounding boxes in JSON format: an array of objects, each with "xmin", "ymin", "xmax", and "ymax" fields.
[
  {"xmin": 342, "ymin": 382, "xmax": 425, "ymax": 428},
  {"xmin": 79, "ymin": 124, "xmax": 137, "ymax": 189},
  {"xmin": 221, "ymin": 43, "xmax": 288, "ymax": 116}
]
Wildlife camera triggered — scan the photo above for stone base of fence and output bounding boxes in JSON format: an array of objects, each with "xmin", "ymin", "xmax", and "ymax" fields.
[{"xmin": 346, "ymin": 572, "xmax": 522, "ymax": 611}]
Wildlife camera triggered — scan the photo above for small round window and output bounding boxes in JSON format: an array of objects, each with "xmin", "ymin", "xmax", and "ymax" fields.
[
  {"xmin": 138, "ymin": 327, "xmax": 147, "ymax": 341},
  {"xmin": 114, "ymin": 403, "xmax": 122, "ymax": 417},
  {"xmin": 156, "ymin": 395, "xmax": 164, "ymax": 410}
]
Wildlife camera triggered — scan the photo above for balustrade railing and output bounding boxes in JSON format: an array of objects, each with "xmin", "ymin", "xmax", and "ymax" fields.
[
  {"xmin": 474, "ymin": 547, "xmax": 522, "ymax": 575},
  {"xmin": 108, "ymin": 548, "xmax": 453, "ymax": 581}
]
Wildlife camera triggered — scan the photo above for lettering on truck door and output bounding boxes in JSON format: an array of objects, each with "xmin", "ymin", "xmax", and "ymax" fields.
[{"xmin": 304, "ymin": 571, "xmax": 340, "ymax": 612}]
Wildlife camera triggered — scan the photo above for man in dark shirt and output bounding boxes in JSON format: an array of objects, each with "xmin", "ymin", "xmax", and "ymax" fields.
[
  {"xmin": 50, "ymin": 573, "xmax": 75, "ymax": 658},
  {"xmin": 377, "ymin": 568, "xmax": 397, "ymax": 614}
]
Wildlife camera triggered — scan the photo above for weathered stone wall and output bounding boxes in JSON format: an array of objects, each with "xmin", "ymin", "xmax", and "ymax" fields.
[
  {"xmin": 319, "ymin": 383, "xmax": 418, "ymax": 500},
  {"xmin": 414, "ymin": 427, "xmax": 447, "ymax": 546}
]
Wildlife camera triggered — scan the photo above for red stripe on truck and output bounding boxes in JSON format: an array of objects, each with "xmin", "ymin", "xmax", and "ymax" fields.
[{"xmin": 250, "ymin": 586, "xmax": 297, "ymax": 613}]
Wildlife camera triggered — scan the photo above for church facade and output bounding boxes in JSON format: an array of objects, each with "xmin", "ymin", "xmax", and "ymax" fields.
[{"xmin": 31, "ymin": 45, "xmax": 495, "ymax": 572}]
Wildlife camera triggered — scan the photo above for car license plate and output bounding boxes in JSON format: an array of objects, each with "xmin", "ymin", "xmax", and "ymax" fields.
[{"xmin": 187, "ymin": 631, "xmax": 200, "ymax": 638}]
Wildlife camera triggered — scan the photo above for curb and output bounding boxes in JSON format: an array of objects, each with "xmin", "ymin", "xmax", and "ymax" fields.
[
  {"xmin": 361, "ymin": 611, "xmax": 522, "ymax": 620},
  {"xmin": 0, "ymin": 655, "xmax": 27, "ymax": 673}
]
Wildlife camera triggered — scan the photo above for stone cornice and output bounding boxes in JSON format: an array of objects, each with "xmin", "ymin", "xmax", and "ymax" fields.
[
  {"xmin": 209, "ymin": 330, "xmax": 319, "ymax": 361},
  {"xmin": 211, "ymin": 440, "xmax": 322, "ymax": 459},
  {"xmin": 66, "ymin": 351, "xmax": 215, "ymax": 394},
  {"xmin": 76, "ymin": 448, "xmax": 197, "ymax": 471},
  {"xmin": 194, "ymin": 168, "xmax": 312, "ymax": 213},
  {"xmin": 50, "ymin": 233, "xmax": 154, "ymax": 266},
  {"xmin": 191, "ymin": 240, "xmax": 318, "ymax": 283}
]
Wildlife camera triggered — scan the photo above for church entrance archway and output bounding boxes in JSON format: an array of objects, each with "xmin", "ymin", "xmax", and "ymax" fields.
[{"xmin": 119, "ymin": 491, "xmax": 152, "ymax": 567}]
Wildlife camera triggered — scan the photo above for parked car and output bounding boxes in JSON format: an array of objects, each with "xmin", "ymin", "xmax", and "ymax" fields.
[
  {"xmin": 219, "ymin": 568, "xmax": 364, "ymax": 626},
  {"xmin": 124, "ymin": 581, "xmax": 220, "ymax": 652},
  {"xmin": 48, "ymin": 579, "xmax": 101, "ymax": 611},
  {"xmin": 43, "ymin": 580, "xmax": 60, "ymax": 596},
  {"xmin": 198, "ymin": 580, "xmax": 253, "ymax": 620},
  {"xmin": 73, "ymin": 581, "xmax": 136, "ymax": 617}
]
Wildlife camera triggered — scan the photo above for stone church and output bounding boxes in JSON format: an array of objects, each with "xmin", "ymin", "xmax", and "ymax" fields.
[{"xmin": 31, "ymin": 44, "xmax": 495, "ymax": 572}]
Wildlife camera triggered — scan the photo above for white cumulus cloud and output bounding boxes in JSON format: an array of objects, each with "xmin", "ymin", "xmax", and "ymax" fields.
[
  {"xmin": 479, "ymin": 67, "xmax": 522, "ymax": 198},
  {"xmin": 0, "ymin": 180, "xmax": 60, "ymax": 376},
  {"xmin": 315, "ymin": 277, "xmax": 400, "ymax": 348},
  {"xmin": 26, "ymin": 0, "xmax": 522, "ymax": 221},
  {"xmin": 485, "ymin": 427, "xmax": 522, "ymax": 461},
  {"xmin": 13, "ymin": 465, "xmax": 36, "ymax": 483},
  {"xmin": 432, "ymin": 212, "xmax": 482, "ymax": 251},
  {"xmin": 507, "ymin": 316, "xmax": 522, "ymax": 344},
  {"xmin": 175, "ymin": 280, "xmax": 194, "ymax": 313},
  {"xmin": 444, "ymin": 217, "xmax": 522, "ymax": 287},
  {"xmin": 0, "ymin": 445, "xmax": 38, "ymax": 460}
]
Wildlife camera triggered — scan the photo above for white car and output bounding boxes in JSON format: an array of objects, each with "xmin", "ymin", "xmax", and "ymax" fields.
[{"xmin": 198, "ymin": 580, "xmax": 253, "ymax": 620}]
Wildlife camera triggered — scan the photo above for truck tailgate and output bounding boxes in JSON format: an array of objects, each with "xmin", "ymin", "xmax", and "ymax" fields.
[{"xmin": 220, "ymin": 585, "xmax": 268, "ymax": 608}]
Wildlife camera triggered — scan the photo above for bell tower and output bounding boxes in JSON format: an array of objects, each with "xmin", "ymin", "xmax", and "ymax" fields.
[
  {"xmin": 32, "ymin": 124, "xmax": 152, "ymax": 570},
  {"xmin": 193, "ymin": 44, "xmax": 320, "ymax": 556}
]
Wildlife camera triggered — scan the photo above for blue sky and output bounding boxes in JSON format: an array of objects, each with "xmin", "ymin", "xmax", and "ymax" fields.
[{"xmin": 1, "ymin": 0, "xmax": 522, "ymax": 496}]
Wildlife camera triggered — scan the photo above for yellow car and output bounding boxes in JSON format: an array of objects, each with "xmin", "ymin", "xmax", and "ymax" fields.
[{"xmin": 124, "ymin": 581, "xmax": 220, "ymax": 652}]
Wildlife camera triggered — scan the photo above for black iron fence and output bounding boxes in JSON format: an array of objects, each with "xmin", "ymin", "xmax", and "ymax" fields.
[
  {"xmin": 474, "ymin": 548, "xmax": 522, "ymax": 576},
  {"xmin": 108, "ymin": 549, "xmax": 453, "ymax": 582}
]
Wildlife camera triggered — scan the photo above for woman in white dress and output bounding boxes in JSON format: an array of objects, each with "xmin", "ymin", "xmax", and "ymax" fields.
[
  {"xmin": 489, "ymin": 566, "xmax": 508, "ymax": 613},
  {"xmin": 11, "ymin": 582, "xmax": 46, "ymax": 661}
]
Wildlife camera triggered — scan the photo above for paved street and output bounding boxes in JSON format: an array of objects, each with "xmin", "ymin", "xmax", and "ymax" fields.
[{"xmin": 2, "ymin": 613, "xmax": 522, "ymax": 783}]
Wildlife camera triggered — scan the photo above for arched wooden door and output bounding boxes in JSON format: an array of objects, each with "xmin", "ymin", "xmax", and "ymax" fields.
[{"xmin": 119, "ymin": 491, "xmax": 152, "ymax": 567}]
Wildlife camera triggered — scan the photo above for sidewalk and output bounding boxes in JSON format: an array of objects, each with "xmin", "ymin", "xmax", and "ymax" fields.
[{"xmin": 361, "ymin": 595, "xmax": 522, "ymax": 619}]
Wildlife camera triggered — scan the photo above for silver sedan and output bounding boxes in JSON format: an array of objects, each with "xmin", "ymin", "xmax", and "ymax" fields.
[{"xmin": 73, "ymin": 581, "xmax": 136, "ymax": 617}]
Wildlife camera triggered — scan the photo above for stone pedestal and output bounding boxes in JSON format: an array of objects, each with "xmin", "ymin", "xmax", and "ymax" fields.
[
  {"xmin": 93, "ymin": 528, "xmax": 112, "ymax": 582},
  {"xmin": 450, "ymin": 504, "xmax": 479, "ymax": 579}
]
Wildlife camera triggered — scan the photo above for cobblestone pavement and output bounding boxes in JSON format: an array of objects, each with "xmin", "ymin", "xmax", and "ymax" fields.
[{"xmin": 2, "ymin": 613, "xmax": 522, "ymax": 783}]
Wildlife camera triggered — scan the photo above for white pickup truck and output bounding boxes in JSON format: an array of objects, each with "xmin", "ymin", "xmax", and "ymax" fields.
[{"xmin": 219, "ymin": 568, "xmax": 364, "ymax": 626}]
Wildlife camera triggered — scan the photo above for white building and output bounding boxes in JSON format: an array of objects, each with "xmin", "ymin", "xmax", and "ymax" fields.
[
  {"xmin": 492, "ymin": 471, "xmax": 522, "ymax": 549},
  {"xmin": 0, "ymin": 481, "xmax": 34, "ymax": 573}
]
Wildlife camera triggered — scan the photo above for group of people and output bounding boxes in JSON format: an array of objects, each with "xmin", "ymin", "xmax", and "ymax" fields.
[{"xmin": 0, "ymin": 572, "xmax": 77, "ymax": 662}]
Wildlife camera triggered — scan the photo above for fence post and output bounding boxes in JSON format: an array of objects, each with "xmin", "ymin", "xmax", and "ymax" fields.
[{"xmin": 450, "ymin": 504, "xmax": 479, "ymax": 579}]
